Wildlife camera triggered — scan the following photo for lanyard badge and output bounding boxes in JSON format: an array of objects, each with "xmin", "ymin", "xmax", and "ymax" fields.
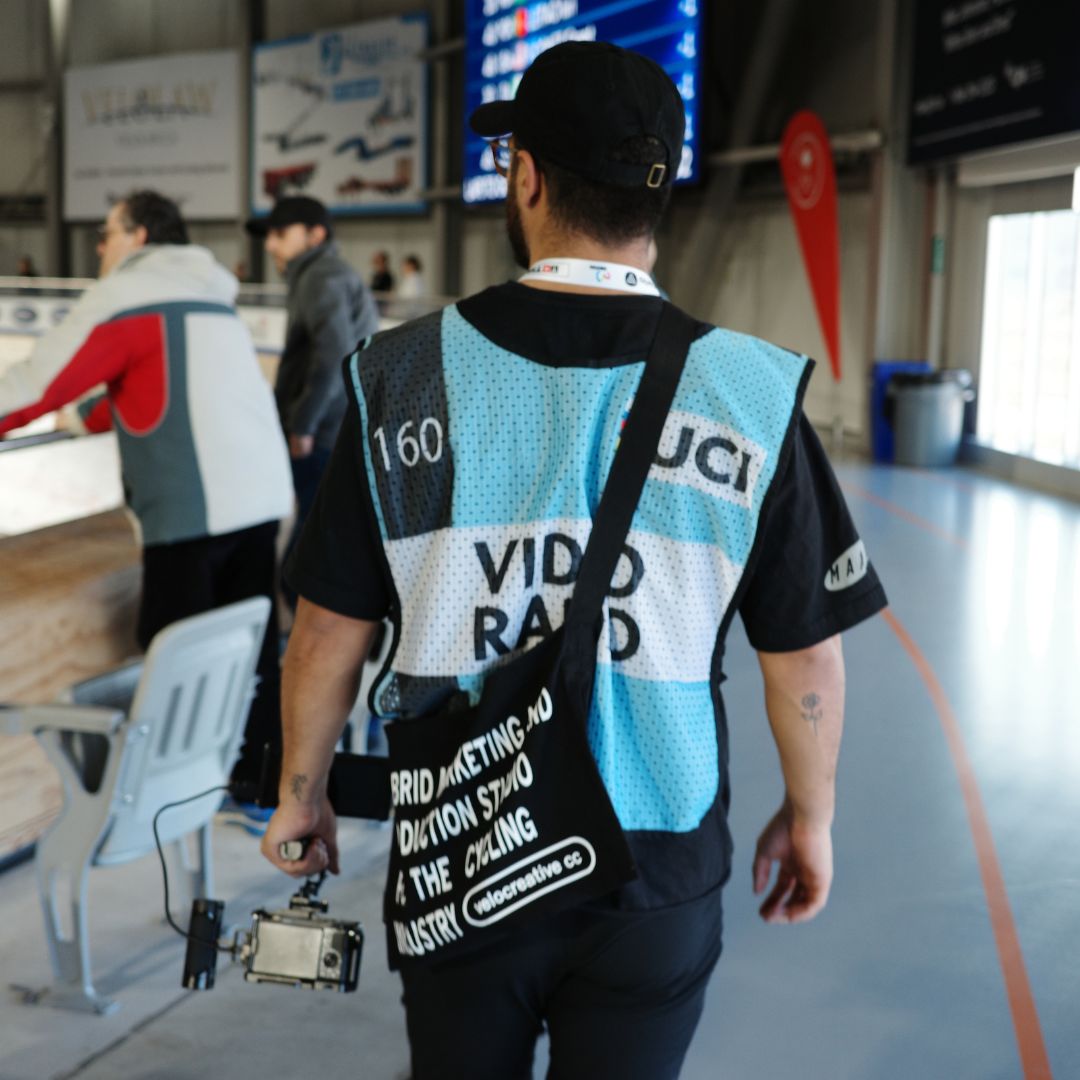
[{"xmin": 520, "ymin": 258, "xmax": 660, "ymax": 297}]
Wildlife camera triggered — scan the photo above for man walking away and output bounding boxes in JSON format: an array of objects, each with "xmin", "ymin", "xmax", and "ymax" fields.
[
  {"xmin": 246, "ymin": 197, "xmax": 380, "ymax": 606},
  {"xmin": 260, "ymin": 42, "xmax": 887, "ymax": 1080}
]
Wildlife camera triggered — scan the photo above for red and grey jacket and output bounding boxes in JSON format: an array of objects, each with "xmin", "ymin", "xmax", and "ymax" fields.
[{"xmin": 0, "ymin": 245, "xmax": 293, "ymax": 546}]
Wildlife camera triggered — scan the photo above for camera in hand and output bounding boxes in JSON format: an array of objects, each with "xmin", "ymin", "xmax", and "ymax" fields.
[
  {"xmin": 244, "ymin": 889, "xmax": 362, "ymax": 991},
  {"xmin": 182, "ymin": 840, "xmax": 363, "ymax": 993}
]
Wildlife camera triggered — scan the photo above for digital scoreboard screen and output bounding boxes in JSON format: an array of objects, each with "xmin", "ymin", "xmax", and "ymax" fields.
[
  {"xmin": 463, "ymin": 0, "xmax": 703, "ymax": 204},
  {"xmin": 908, "ymin": 0, "xmax": 1080, "ymax": 163}
]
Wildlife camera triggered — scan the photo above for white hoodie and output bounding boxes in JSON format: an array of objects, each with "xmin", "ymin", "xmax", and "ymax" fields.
[{"xmin": 0, "ymin": 246, "xmax": 293, "ymax": 545}]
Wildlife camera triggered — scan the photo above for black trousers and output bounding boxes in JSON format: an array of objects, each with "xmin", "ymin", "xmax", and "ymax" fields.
[
  {"xmin": 138, "ymin": 521, "xmax": 281, "ymax": 790},
  {"xmin": 400, "ymin": 887, "xmax": 724, "ymax": 1080}
]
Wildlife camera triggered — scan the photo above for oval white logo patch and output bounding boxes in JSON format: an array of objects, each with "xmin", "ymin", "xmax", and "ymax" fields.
[{"xmin": 824, "ymin": 540, "xmax": 868, "ymax": 592}]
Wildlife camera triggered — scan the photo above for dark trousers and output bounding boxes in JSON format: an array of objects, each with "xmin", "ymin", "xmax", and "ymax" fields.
[
  {"xmin": 282, "ymin": 446, "xmax": 332, "ymax": 610},
  {"xmin": 138, "ymin": 521, "xmax": 281, "ymax": 791},
  {"xmin": 400, "ymin": 887, "xmax": 724, "ymax": 1080}
]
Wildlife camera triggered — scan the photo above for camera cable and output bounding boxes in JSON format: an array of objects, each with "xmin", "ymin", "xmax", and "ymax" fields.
[
  {"xmin": 152, "ymin": 785, "xmax": 237, "ymax": 953},
  {"xmin": 154, "ymin": 789, "xmax": 327, "ymax": 953}
]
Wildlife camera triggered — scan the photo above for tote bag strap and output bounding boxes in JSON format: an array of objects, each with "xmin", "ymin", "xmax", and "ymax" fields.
[{"xmin": 564, "ymin": 302, "xmax": 696, "ymax": 641}]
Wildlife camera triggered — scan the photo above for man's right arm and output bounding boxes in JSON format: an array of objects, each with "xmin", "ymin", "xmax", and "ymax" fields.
[
  {"xmin": 0, "ymin": 319, "xmax": 134, "ymax": 436},
  {"xmin": 752, "ymin": 634, "xmax": 845, "ymax": 924},
  {"xmin": 0, "ymin": 278, "xmax": 123, "ymax": 426},
  {"xmin": 260, "ymin": 598, "xmax": 380, "ymax": 878}
]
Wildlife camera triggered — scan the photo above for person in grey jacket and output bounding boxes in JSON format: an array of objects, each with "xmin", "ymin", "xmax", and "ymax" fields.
[{"xmin": 247, "ymin": 197, "xmax": 379, "ymax": 605}]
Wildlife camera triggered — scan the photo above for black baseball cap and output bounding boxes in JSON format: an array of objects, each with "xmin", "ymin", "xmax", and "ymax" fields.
[
  {"xmin": 245, "ymin": 196, "xmax": 332, "ymax": 236},
  {"xmin": 469, "ymin": 41, "xmax": 685, "ymax": 189}
]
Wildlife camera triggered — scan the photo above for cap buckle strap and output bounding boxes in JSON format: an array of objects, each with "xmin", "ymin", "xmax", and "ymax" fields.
[{"xmin": 646, "ymin": 163, "xmax": 667, "ymax": 188}]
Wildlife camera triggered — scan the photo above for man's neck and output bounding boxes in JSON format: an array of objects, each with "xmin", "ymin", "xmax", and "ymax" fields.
[{"xmin": 521, "ymin": 235, "xmax": 652, "ymax": 295}]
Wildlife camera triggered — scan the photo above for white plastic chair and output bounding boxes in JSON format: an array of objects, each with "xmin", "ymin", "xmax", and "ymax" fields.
[{"xmin": 1, "ymin": 596, "xmax": 271, "ymax": 1015}]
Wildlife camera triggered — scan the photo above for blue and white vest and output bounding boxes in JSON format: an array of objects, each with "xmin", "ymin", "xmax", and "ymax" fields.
[{"xmin": 350, "ymin": 305, "xmax": 810, "ymax": 836}]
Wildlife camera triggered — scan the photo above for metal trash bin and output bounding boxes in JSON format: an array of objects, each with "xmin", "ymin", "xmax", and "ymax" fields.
[
  {"xmin": 870, "ymin": 360, "xmax": 931, "ymax": 462},
  {"xmin": 886, "ymin": 370, "xmax": 974, "ymax": 467}
]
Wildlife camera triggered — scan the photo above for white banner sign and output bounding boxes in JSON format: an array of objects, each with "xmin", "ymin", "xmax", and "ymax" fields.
[
  {"xmin": 64, "ymin": 50, "xmax": 241, "ymax": 221},
  {"xmin": 251, "ymin": 15, "xmax": 428, "ymax": 217}
]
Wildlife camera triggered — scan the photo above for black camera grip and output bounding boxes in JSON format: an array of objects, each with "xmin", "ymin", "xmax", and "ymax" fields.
[{"xmin": 182, "ymin": 899, "xmax": 224, "ymax": 990}]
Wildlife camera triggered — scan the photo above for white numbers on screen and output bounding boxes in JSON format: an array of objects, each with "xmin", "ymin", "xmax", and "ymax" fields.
[{"xmin": 373, "ymin": 419, "xmax": 443, "ymax": 471}]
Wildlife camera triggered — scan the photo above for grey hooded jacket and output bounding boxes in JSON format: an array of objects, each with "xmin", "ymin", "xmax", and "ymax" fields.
[{"xmin": 277, "ymin": 241, "xmax": 380, "ymax": 450}]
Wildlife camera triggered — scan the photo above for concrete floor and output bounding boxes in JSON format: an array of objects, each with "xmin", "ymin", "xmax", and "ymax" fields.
[{"xmin": 1, "ymin": 460, "xmax": 1077, "ymax": 1079}]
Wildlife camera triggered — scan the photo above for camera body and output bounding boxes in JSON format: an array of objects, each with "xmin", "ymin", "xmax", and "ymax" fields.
[
  {"xmin": 182, "ymin": 892, "xmax": 363, "ymax": 993},
  {"xmin": 242, "ymin": 893, "xmax": 363, "ymax": 991}
]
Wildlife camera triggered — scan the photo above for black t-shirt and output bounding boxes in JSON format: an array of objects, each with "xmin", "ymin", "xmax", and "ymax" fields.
[
  {"xmin": 287, "ymin": 283, "xmax": 886, "ymax": 650},
  {"xmin": 287, "ymin": 282, "xmax": 887, "ymax": 911}
]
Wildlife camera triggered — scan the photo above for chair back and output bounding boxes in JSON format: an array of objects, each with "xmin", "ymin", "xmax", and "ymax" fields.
[{"xmin": 93, "ymin": 597, "xmax": 271, "ymax": 865}]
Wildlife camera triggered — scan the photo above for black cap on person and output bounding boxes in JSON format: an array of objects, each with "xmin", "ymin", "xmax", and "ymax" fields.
[
  {"xmin": 468, "ymin": 41, "xmax": 685, "ymax": 189},
  {"xmin": 245, "ymin": 196, "xmax": 332, "ymax": 236}
]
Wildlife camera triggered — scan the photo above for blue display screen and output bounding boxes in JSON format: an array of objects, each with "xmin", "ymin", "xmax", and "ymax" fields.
[{"xmin": 463, "ymin": 0, "xmax": 703, "ymax": 204}]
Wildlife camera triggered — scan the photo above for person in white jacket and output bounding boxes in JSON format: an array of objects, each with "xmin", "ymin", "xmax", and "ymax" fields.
[{"xmin": 0, "ymin": 190, "xmax": 293, "ymax": 803}]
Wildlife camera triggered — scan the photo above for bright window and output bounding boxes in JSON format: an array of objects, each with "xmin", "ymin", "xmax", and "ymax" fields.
[{"xmin": 979, "ymin": 210, "xmax": 1080, "ymax": 469}]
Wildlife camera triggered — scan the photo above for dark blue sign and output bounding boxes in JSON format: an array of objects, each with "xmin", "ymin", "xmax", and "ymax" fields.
[{"xmin": 463, "ymin": 0, "xmax": 703, "ymax": 204}]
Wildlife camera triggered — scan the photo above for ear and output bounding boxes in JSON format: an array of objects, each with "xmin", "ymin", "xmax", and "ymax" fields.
[
  {"xmin": 132, "ymin": 225, "xmax": 150, "ymax": 248},
  {"xmin": 515, "ymin": 149, "xmax": 543, "ymax": 209},
  {"xmin": 310, "ymin": 224, "xmax": 329, "ymax": 247}
]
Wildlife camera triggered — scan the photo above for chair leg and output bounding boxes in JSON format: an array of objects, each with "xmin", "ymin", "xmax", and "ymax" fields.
[
  {"xmin": 165, "ymin": 839, "xmax": 196, "ymax": 924},
  {"xmin": 195, "ymin": 823, "xmax": 214, "ymax": 900},
  {"xmin": 34, "ymin": 828, "xmax": 117, "ymax": 1015},
  {"xmin": 164, "ymin": 829, "xmax": 214, "ymax": 922}
]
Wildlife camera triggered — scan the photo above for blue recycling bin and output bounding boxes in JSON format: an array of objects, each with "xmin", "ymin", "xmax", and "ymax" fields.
[{"xmin": 870, "ymin": 361, "xmax": 931, "ymax": 462}]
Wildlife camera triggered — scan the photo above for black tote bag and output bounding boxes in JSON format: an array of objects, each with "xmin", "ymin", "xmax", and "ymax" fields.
[{"xmin": 383, "ymin": 303, "xmax": 697, "ymax": 968}]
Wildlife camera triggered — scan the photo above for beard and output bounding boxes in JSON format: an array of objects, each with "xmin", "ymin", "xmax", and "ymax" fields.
[{"xmin": 505, "ymin": 180, "xmax": 531, "ymax": 270}]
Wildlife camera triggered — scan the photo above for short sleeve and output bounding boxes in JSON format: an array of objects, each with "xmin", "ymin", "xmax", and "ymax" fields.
[
  {"xmin": 283, "ymin": 395, "xmax": 393, "ymax": 621},
  {"xmin": 738, "ymin": 414, "xmax": 887, "ymax": 651}
]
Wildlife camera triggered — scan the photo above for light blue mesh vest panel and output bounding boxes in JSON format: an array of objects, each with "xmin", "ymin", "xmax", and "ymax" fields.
[{"xmin": 351, "ymin": 305, "xmax": 808, "ymax": 832}]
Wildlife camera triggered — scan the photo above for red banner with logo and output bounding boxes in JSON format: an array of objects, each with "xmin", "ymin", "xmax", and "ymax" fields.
[{"xmin": 780, "ymin": 111, "xmax": 841, "ymax": 382}]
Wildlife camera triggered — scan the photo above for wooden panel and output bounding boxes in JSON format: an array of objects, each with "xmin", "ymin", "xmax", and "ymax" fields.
[
  {"xmin": 0, "ymin": 510, "xmax": 140, "ymax": 862},
  {"xmin": 0, "ymin": 738, "xmax": 64, "ymax": 863}
]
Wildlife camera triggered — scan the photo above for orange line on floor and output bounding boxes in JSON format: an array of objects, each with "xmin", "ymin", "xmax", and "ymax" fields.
[
  {"xmin": 881, "ymin": 608, "xmax": 1053, "ymax": 1080},
  {"xmin": 841, "ymin": 482, "xmax": 969, "ymax": 550}
]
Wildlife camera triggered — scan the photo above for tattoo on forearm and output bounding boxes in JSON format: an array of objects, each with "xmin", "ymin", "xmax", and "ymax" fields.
[
  {"xmin": 289, "ymin": 773, "xmax": 309, "ymax": 801},
  {"xmin": 801, "ymin": 693, "xmax": 822, "ymax": 736}
]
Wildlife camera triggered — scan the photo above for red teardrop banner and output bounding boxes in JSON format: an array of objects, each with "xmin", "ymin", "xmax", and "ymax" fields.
[{"xmin": 780, "ymin": 110, "xmax": 841, "ymax": 382}]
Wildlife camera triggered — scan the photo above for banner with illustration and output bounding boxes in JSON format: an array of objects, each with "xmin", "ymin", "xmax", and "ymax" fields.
[
  {"xmin": 64, "ymin": 51, "xmax": 241, "ymax": 221},
  {"xmin": 251, "ymin": 14, "xmax": 428, "ymax": 217}
]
